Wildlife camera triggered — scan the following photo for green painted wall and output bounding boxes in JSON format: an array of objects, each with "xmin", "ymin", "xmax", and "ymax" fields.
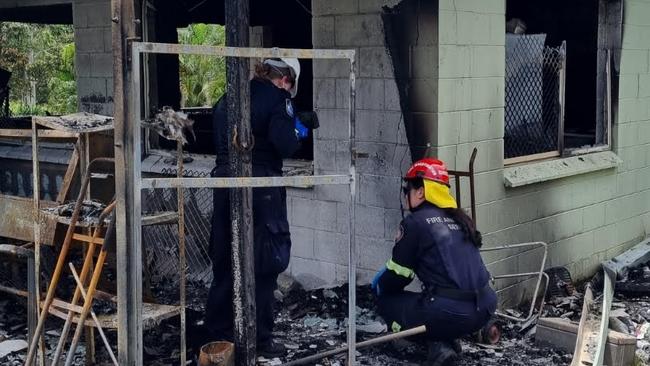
[{"xmin": 434, "ymin": 0, "xmax": 650, "ymax": 305}]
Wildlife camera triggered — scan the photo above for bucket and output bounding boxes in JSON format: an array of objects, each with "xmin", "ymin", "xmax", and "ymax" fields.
[{"xmin": 198, "ymin": 341, "xmax": 235, "ymax": 366}]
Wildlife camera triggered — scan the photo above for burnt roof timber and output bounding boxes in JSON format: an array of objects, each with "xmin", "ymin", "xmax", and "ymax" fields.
[{"xmin": 0, "ymin": 1, "xmax": 72, "ymax": 24}]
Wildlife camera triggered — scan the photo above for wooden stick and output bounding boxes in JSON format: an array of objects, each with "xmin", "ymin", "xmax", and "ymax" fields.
[
  {"xmin": 0, "ymin": 128, "xmax": 78, "ymax": 139},
  {"xmin": 64, "ymin": 213, "xmax": 115, "ymax": 366},
  {"xmin": 68, "ymin": 263, "xmax": 118, "ymax": 366},
  {"xmin": 51, "ymin": 201, "xmax": 115, "ymax": 366},
  {"xmin": 25, "ymin": 167, "xmax": 94, "ymax": 366},
  {"xmin": 56, "ymin": 147, "xmax": 79, "ymax": 204},
  {"xmin": 281, "ymin": 325, "xmax": 427, "ymax": 366},
  {"xmin": 71, "ymin": 233, "xmax": 105, "ymax": 245}
]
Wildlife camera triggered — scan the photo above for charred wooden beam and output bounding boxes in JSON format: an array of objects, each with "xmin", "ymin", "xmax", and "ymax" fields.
[
  {"xmin": 224, "ymin": 0, "xmax": 256, "ymax": 365},
  {"xmin": 112, "ymin": 0, "xmax": 142, "ymax": 364}
]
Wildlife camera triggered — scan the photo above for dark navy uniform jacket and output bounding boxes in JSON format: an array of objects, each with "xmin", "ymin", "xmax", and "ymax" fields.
[
  {"xmin": 206, "ymin": 78, "xmax": 301, "ymax": 344},
  {"xmin": 378, "ymin": 202, "xmax": 492, "ymax": 301},
  {"xmin": 212, "ymin": 78, "xmax": 300, "ymax": 174},
  {"xmin": 209, "ymin": 77, "xmax": 300, "ymax": 276}
]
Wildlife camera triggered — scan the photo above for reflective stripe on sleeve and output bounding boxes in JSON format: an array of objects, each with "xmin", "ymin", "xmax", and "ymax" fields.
[{"xmin": 386, "ymin": 259, "xmax": 415, "ymax": 279}]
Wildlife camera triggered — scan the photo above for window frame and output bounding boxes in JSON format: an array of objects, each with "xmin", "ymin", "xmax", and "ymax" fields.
[{"xmin": 503, "ymin": 0, "xmax": 622, "ymax": 166}]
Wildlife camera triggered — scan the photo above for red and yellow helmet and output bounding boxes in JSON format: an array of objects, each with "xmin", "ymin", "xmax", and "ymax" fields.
[
  {"xmin": 404, "ymin": 158, "xmax": 450, "ymax": 186},
  {"xmin": 404, "ymin": 158, "xmax": 457, "ymax": 208}
]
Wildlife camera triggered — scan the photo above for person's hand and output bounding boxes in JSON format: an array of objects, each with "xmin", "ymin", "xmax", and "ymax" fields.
[
  {"xmin": 294, "ymin": 116, "xmax": 309, "ymax": 139},
  {"xmin": 296, "ymin": 111, "xmax": 319, "ymax": 130},
  {"xmin": 371, "ymin": 267, "xmax": 386, "ymax": 296}
]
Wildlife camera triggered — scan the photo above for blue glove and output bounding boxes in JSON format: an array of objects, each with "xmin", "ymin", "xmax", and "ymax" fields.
[
  {"xmin": 294, "ymin": 116, "xmax": 309, "ymax": 139},
  {"xmin": 371, "ymin": 267, "xmax": 386, "ymax": 296}
]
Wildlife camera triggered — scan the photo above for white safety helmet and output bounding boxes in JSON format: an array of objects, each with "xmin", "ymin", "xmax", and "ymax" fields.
[{"xmin": 263, "ymin": 57, "xmax": 301, "ymax": 98}]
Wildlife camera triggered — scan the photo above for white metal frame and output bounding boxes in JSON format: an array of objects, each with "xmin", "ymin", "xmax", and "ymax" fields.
[{"xmin": 126, "ymin": 42, "xmax": 357, "ymax": 365}]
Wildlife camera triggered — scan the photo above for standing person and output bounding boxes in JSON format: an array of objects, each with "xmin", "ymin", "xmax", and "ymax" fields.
[
  {"xmin": 205, "ymin": 58, "xmax": 311, "ymax": 357},
  {"xmin": 372, "ymin": 158, "xmax": 497, "ymax": 366}
]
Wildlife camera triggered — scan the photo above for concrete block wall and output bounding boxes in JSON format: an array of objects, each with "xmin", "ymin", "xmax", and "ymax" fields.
[
  {"xmin": 433, "ymin": 0, "xmax": 650, "ymax": 305},
  {"xmin": 615, "ymin": 0, "xmax": 650, "ymax": 243},
  {"xmin": 72, "ymin": 0, "xmax": 113, "ymax": 115},
  {"xmin": 286, "ymin": 0, "xmax": 411, "ymax": 289}
]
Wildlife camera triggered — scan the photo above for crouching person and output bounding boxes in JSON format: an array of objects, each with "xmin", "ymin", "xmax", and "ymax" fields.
[{"xmin": 372, "ymin": 158, "xmax": 497, "ymax": 366}]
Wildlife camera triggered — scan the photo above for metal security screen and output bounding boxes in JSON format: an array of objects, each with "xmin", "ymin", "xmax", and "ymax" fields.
[
  {"xmin": 505, "ymin": 34, "xmax": 566, "ymax": 160},
  {"xmin": 142, "ymin": 168, "xmax": 213, "ymax": 285}
]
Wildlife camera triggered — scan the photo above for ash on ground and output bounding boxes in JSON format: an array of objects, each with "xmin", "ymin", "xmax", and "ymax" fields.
[
  {"xmin": 0, "ymin": 282, "xmax": 570, "ymax": 366},
  {"xmin": 42, "ymin": 200, "xmax": 107, "ymax": 226},
  {"xmin": 4, "ymin": 275, "xmax": 650, "ymax": 365},
  {"xmin": 0, "ymin": 297, "xmax": 100, "ymax": 366},
  {"xmin": 265, "ymin": 284, "xmax": 571, "ymax": 366},
  {"xmin": 43, "ymin": 112, "xmax": 113, "ymax": 131}
]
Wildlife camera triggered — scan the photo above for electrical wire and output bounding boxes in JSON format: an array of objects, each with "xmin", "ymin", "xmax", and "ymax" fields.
[{"xmin": 292, "ymin": 0, "xmax": 313, "ymax": 16}]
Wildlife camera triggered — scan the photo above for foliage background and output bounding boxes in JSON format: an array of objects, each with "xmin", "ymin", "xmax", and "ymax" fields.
[
  {"xmin": 0, "ymin": 22, "xmax": 225, "ymax": 114},
  {"xmin": 178, "ymin": 24, "xmax": 226, "ymax": 108},
  {"xmin": 0, "ymin": 22, "xmax": 77, "ymax": 116}
]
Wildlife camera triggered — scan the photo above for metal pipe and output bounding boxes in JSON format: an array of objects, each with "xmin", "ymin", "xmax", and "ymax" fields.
[
  {"xmin": 447, "ymin": 147, "xmax": 477, "ymax": 222},
  {"xmin": 468, "ymin": 147, "xmax": 477, "ymax": 224},
  {"xmin": 347, "ymin": 50, "xmax": 358, "ymax": 366},
  {"xmin": 480, "ymin": 241, "xmax": 548, "ymax": 252},
  {"xmin": 492, "ymin": 272, "xmax": 545, "ymax": 279},
  {"xmin": 176, "ymin": 142, "xmax": 187, "ymax": 366},
  {"xmin": 31, "ymin": 117, "xmax": 45, "ymax": 366},
  {"xmin": 558, "ymin": 41, "xmax": 567, "ymax": 155},
  {"xmin": 133, "ymin": 42, "xmax": 355, "ymax": 60},
  {"xmin": 594, "ymin": 268, "xmax": 615, "ymax": 366},
  {"xmin": 482, "ymin": 242, "xmax": 548, "ymax": 324},
  {"xmin": 140, "ymin": 175, "xmax": 351, "ymax": 189},
  {"xmin": 281, "ymin": 325, "xmax": 426, "ymax": 366},
  {"xmin": 571, "ymin": 284, "xmax": 593, "ymax": 366},
  {"xmin": 27, "ymin": 251, "xmax": 37, "ymax": 352},
  {"xmin": 0, "ymin": 284, "xmax": 29, "ymax": 297},
  {"xmin": 494, "ymin": 273, "xmax": 549, "ymax": 323},
  {"xmin": 605, "ymin": 49, "xmax": 612, "ymax": 148},
  {"xmin": 68, "ymin": 263, "xmax": 118, "ymax": 366}
]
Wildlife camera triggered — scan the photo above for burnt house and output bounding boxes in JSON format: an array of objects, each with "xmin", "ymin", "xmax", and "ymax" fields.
[{"xmin": 1, "ymin": 0, "xmax": 649, "ymax": 306}]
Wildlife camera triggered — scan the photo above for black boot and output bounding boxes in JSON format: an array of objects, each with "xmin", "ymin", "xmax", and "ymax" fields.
[
  {"xmin": 257, "ymin": 340, "xmax": 286, "ymax": 358},
  {"xmin": 446, "ymin": 339, "xmax": 462, "ymax": 354},
  {"xmin": 422, "ymin": 341, "xmax": 458, "ymax": 366}
]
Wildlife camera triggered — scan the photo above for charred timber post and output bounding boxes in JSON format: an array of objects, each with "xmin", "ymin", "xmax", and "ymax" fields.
[
  {"xmin": 112, "ymin": 0, "xmax": 142, "ymax": 365},
  {"xmin": 224, "ymin": 0, "xmax": 256, "ymax": 365}
]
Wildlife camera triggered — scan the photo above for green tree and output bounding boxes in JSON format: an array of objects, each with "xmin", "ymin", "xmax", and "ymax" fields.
[
  {"xmin": 0, "ymin": 22, "xmax": 30, "ymax": 101},
  {"xmin": 0, "ymin": 22, "xmax": 76, "ymax": 115},
  {"xmin": 178, "ymin": 24, "xmax": 226, "ymax": 107}
]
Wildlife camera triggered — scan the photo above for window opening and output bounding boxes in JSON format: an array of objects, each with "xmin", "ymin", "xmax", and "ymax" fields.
[
  {"xmin": 144, "ymin": 0, "xmax": 314, "ymax": 160},
  {"xmin": 0, "ymin": 22, "xmax": 77, "ymax": 155},
  {"xmin": 0, "ymin": 22, "xmax": 77, "ymax": 123},
  {"xmin": 504, "ymin": 0, "xmax": 620, "ymax": 163}
]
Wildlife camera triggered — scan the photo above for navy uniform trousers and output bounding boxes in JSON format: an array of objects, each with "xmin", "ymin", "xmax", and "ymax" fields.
[
  {"xmin": 205, "ymin": 164, "xmax": 291, "ymax": 346},
  {"xmin": 376, "ymin": 289, "xmax": 496, "ymax": 340}
]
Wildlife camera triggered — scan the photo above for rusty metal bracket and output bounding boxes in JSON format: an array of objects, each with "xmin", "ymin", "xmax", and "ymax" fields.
[{"xmin": 448, "ymin": 147, "xmax": 478, "ymax": 224}]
